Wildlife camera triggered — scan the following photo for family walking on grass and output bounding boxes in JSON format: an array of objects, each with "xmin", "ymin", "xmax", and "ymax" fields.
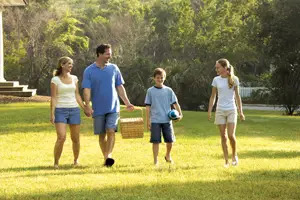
[{"xmin": 50, "ymin": 43, "xmax": 245, "ymax": 169}]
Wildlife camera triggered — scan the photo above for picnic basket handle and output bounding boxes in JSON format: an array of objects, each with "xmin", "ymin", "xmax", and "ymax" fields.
[{"xmin": 120, "ymin": 106, "xmax": 143, "ymax": 119}]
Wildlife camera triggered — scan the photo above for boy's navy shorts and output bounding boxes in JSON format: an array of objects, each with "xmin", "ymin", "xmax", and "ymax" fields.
[{"xmin": 150, "ymin": 122, "xmax": 175, "ymax": 143}]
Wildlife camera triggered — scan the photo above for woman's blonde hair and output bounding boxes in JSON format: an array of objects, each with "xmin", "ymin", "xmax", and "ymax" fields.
[
  {"xmin": 53, "ymin": 56, "xmax": 73, "ymax": 76},
  {"xmin": 217, "ymin": 58, "xmax": 235, "ymax": 88}
]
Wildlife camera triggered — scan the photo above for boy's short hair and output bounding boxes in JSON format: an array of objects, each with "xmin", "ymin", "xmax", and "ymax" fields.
[
  {"xmin": 96, "ymin": 44, "xmax": 111, "ymax": 57},
  {"xmin": 153, "ymin": 68, "xmax": 166, "ymax": 78}
]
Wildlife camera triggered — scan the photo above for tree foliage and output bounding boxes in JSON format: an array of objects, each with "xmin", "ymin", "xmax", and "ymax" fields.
[
  {"xmin": 255, "ymin": 0, "xmax": 300, "ymax": 115},
  {"xmin": 2, "ymin": 0, "xmax": 298, "ymax": 113}
]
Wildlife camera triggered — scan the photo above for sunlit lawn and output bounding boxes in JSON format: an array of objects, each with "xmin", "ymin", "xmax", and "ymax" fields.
[{"xmin": 0, "ymin": 103, "xmax": 300, "ymax": 199}]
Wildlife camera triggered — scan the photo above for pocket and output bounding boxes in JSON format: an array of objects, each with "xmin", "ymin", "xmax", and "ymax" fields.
[
  {"xmin": 55, "ymin": 108, "xmax": 64, "ymax": 114},
  {"xmin": 72, "ymin": 107, "xmax": 80, "ymax": 116}
]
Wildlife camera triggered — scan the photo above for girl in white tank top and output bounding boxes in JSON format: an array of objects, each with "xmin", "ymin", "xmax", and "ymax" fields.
[{"xmin": 208, "ymin": 58, "xmax": 245, "ymax": 168}]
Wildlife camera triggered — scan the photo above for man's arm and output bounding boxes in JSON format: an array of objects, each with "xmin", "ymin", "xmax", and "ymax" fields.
[{"xmin": 117, "ymin": 84, "xmax": 134, "ymax": 110}]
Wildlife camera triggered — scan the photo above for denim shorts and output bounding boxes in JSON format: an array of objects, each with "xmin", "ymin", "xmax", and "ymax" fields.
[
  {"xmin": 55, "ymin": 107, "xmax": 81, "ymax": 124},
  {"xmin": 150, "ymin": 122, "xmax": 175, "ymax": 143},
  {"xmin": 93, "ymin": 113, "xmax": 119, "ymax": 134}
]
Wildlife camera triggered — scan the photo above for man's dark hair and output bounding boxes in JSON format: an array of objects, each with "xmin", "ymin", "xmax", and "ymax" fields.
[{"xmin": 96, "ymin": 44, "xmax": 111, "ymax": 57}]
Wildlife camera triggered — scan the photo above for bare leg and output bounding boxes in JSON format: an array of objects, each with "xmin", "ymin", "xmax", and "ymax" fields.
[
  {"xmin": 69, "ymin": 124, "xmax": 80, "ymax": 165},
  {"xmin": 99, "ymin": 134, "xmax": 107, "ymax": 161},
  {"xmin": 227, "ymin": 123, "xmax": 238, "ymax": 164},
  {"xmin": 165, "ymin": 143, "xmax": 173, "ymax": 163},
  {"xmin": 106, "ymin": 128, "xmax": 115, "ymax": 159},
  {"xmin": 218, "ymin": 124, "xmax": 229, "ymax": 166},
  {"xmin": 54, "ymin": 123, "xmax": 67, "ymax": 168},
  {"xmin": 153, "ymin": 143, "xmax": 159, "ymax": 165}
]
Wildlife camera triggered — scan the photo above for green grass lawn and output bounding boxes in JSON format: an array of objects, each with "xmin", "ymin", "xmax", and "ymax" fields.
[{"xmin": 0, "ymin": 103, "xmax": 300, "ymax": 200}]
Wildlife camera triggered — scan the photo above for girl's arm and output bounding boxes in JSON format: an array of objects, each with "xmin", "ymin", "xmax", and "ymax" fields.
[
  {"xmin": 234, "ymin": 86, "xmax": 245, "ymax": 121},
  {"xmin": 208, "ymin": 87, "xmax": 217, "ymax": 121},
  {"xmin": 50, "ymin": 83, "xmax": 57, "ymax": 124}
]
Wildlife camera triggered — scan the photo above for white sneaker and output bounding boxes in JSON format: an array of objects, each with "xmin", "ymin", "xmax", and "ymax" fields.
[
  {"xmin": 224, "ymin": 163, "xmax": 230, "ymax": 168},
  {"xmin": 232, "ymin": 156, "xmax": 239, "ymax": 166}
]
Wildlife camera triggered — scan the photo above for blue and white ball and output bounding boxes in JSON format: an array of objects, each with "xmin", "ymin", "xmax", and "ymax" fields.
[{"xmin": 168, "ymin": 109, "xmax": 179, "ymax": 120}]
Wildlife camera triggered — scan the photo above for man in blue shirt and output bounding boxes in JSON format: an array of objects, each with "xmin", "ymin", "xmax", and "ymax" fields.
[{"xmin": 82, "ymin": 44, "xmax": 134, "ymax": 167}]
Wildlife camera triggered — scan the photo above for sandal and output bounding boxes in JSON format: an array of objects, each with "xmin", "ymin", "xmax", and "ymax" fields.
[{"xmin": 165, "ymin": 156, "xmax": 174, "ymax": 164}]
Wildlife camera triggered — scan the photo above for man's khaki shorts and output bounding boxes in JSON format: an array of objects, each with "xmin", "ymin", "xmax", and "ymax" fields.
[{"xmin": 215, "ymin": 109, "xmax": 237, "ymax": 125}]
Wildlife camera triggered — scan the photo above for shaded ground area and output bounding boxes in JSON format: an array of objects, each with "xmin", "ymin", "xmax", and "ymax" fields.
[{"xmin": 0, "ymin": 95, "xmax": 50, "ymax": 104}]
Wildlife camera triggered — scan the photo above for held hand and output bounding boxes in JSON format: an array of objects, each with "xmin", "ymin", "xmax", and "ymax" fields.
[
  {"xmin": 147, "ymin": 122, "xmax": 151, "ymax": 131},
  {"xmin": 208, "ymin": 112, "xmax": 212, "ymax": 121},
  {"xmin": 240, "ymin": 113, "xmax": 245, "ymax": 121},
  {"xmin": 126, "ymin": 103, "xmax": 134, "ymax": 111},
  {"xmin": 84, "ymin": 106, "xmax": 93, "ymax": 117}
]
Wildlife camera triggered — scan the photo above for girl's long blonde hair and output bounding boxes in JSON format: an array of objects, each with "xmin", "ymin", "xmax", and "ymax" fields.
[
  {"xmin": 53, "ymin": 56, "xmax": 73, "ymax": 76},
  {"xmin": 217, "ymin": 58, "xmax": 235, "ymax": 88}
]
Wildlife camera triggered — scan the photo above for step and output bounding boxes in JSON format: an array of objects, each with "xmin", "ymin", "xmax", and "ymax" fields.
[
  {"xmin": 0, "ymin": 89, "xmax": 37, "ymax": 97},
  {"xmin": 0, "ymin": 81, "xmax": 19, "ymax": 87},
  {"xmin": 0, "ymin": 85, "xmax": 28, "ymax": 91}
]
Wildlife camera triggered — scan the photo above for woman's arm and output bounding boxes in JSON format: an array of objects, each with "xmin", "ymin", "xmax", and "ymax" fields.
[
  {"xmin": 50, "ymin": 83, "xmax": 57, "ymax": 124},
  {"xmin": 75, "ymin": 82, "xmax": 85, "ymax": 109},
  {"xmin": 83, "ymin": 88, "xmax": 93, "ymax": 117}
]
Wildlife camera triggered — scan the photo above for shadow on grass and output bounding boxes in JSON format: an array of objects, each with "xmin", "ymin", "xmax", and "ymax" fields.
[
  {"xmin": 2, "ymin": 169, "xmax": 300, "ymax": 200},
  {"xmin": 235, "ymin": 168, "xmax": 300, "ymax": 181},
  {"xmin": 0, "ymin": 164, "xmax": 201, "ymax": 179},
  {"xmin": 0, "ymin": 164, "xmax": 89, "ymax": 173},
  {"xmin": 239, "ymin": 150, "xmax": 300, "ymax": 159}
]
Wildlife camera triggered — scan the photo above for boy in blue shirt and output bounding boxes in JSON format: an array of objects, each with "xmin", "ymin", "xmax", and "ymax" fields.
[{"xmin": 145, "ymin": 68, "xmax": 183, "ymax": 166}]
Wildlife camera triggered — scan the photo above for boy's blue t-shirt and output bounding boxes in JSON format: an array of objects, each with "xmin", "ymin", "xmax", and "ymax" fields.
[
  {"xmin": 82, "ymin": 63, "xmax": 124, "ymax": 117},
  {"xmin": 145, "ymin": 85, "xmax": 177, "ymax": 123}
]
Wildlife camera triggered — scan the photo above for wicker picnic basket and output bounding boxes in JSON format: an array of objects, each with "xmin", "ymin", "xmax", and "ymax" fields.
[{"xmin": 120, "ymin": 107, "xmax": 144, "ymax": 139}]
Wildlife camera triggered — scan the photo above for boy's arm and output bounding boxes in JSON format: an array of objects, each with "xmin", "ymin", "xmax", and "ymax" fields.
[
  {"xmin": 146, "ymin": 105, "xmax": 151, "ymax": 131},
  {"xmin": 173, "ymin": 103, "xmax": 183, "ymax": 121},
  {"xmin": 75, "ymin": 81, "xmax": 85, "ymax": 109}
]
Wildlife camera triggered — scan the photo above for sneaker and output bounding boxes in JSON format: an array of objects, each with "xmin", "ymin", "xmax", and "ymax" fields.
[
  {"xmin": 232, "ymin": 156, "xmax": 239, "ymax": 166},
  {"xmin": 224, "ymin": 163, "xmax": 230, "ymax": 168},
  {"xmin": 104, "ymin": 158, "xmax": 115, "ymax": 167}
]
